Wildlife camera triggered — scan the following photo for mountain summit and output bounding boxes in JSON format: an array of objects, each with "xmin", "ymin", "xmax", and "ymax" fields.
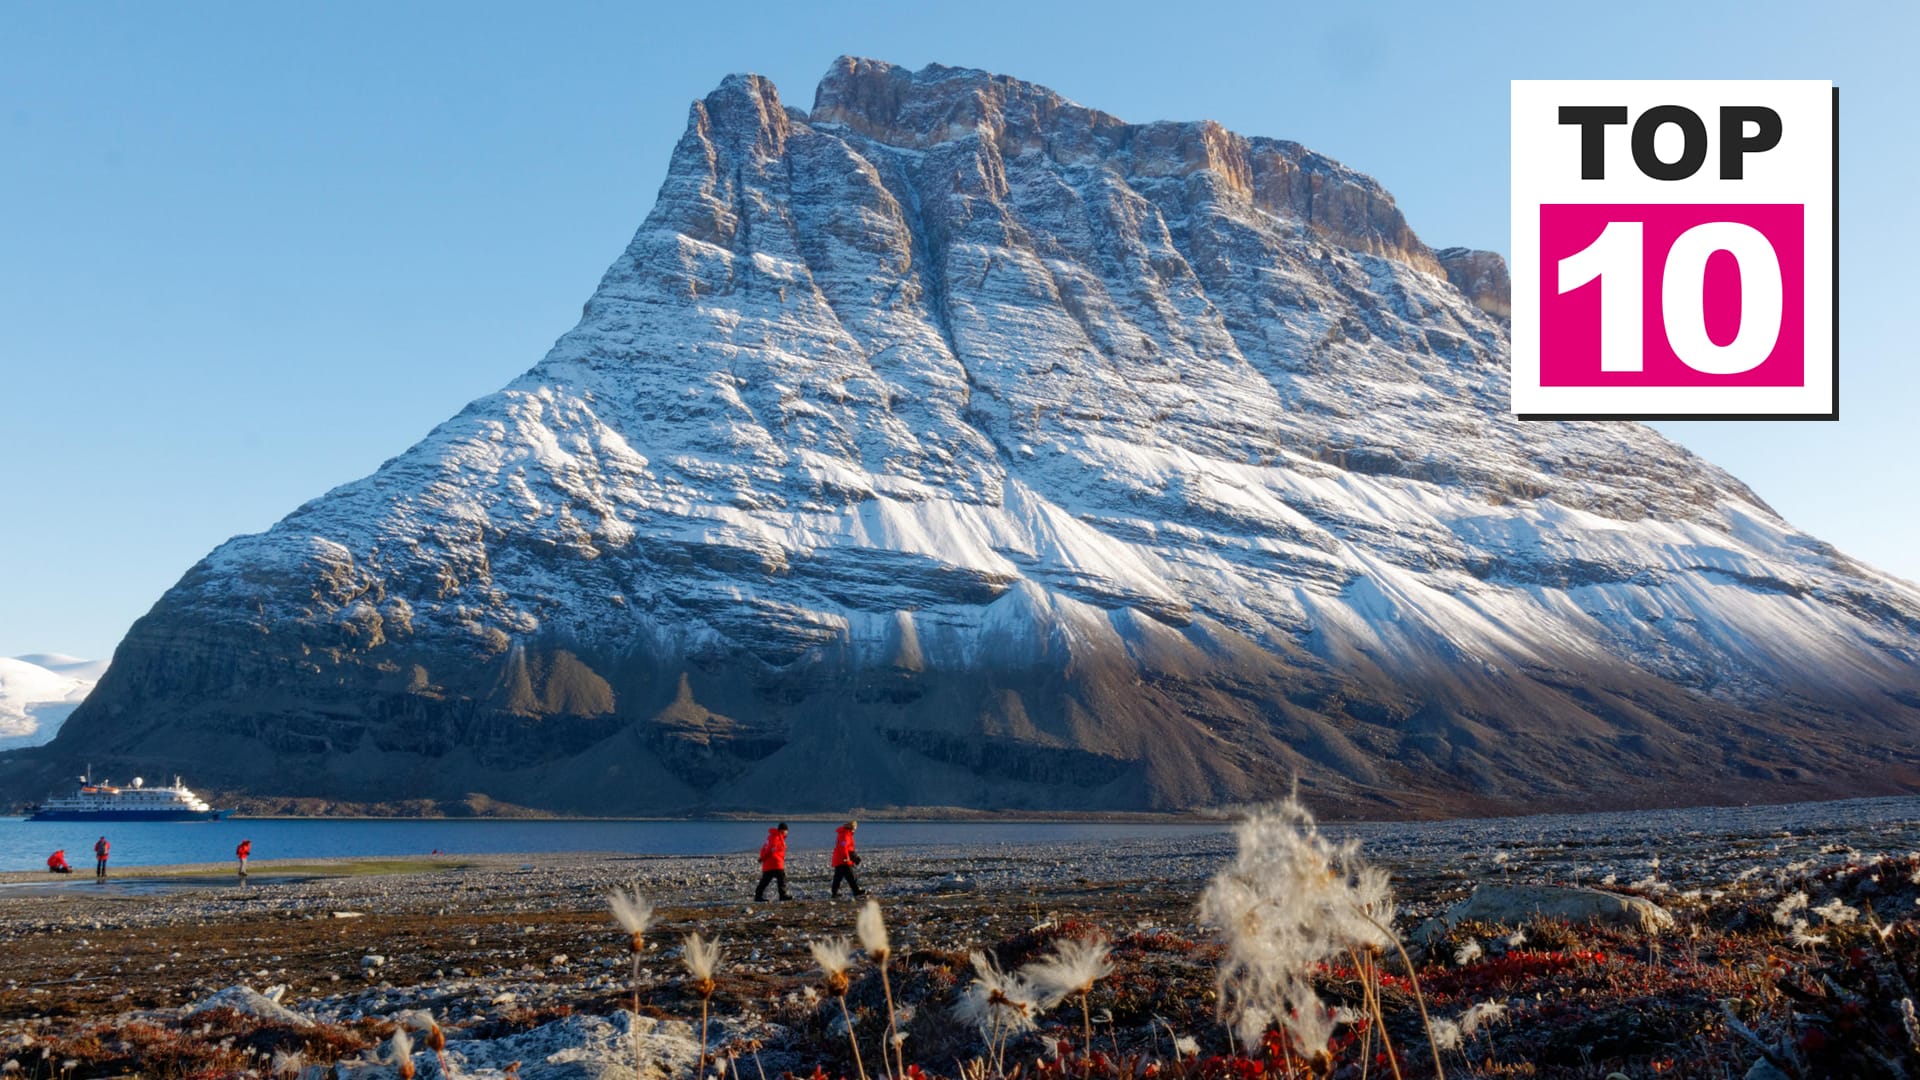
[{"xmin": 19, "ymin": 59, "xmax": 1920, "ymax": 815}]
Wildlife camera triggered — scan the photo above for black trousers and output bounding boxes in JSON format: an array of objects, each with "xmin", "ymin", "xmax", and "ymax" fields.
[
  {"xmin": 831, "ymin": 864, "xmax": 864, "ymax": 897},
  {"xmin": 756, "ymin": 869, "xmax": 790, "ymax": 900},
  {"xmin": 95, "ymin": 859, "xmax": 107, "ymax": 878}
]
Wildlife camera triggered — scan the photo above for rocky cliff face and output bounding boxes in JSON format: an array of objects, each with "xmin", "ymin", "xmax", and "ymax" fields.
[
  {"xmin": 15, "ymin": 58, "xmax": 1920, "ymax": 816},
  {"xmin": 1435, "ymin": 247, "xmax": 1512, "ymax": 320}
]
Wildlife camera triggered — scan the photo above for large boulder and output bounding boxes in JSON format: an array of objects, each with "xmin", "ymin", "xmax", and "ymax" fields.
[
  {"xmin": 1433, "ymin": 884, "xmax": 1673, "ymax": 935},
  {"xmin": 187, "ymin": 985, "xmax": 314, "ymax": 1028}
]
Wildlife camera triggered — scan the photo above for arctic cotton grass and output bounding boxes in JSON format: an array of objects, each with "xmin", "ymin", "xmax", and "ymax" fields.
[
  {"xmin": 809, "ymin": 937, "xmax": 866, "ymax": 1080},
  {"xmin": 1026, "ymin": 936, "xmax": 1114, "ymax": 1008},
  {"xmin": 955, "ymin": 949, "xmax": 1042, "ymax": 1075},
  {"xmin": 396, "ymin": 1011, "xmax": 450, "ymax": 1079},
  {"xmin": 1772, "ymin": 891, "xmax": 1809, "ymax": 927},
  {"xmin": 683, "ymin": 933, "xmax": 723, "ymax": 1080},
  {"xmin": 1459, "ymin": 1001, "xmax": 1508, "ymax": 1035},
  {"xmin": 959, "ymin": 950, "xmax": 1039, "ymax": 1035},
  {"xmin": 810, "ymin": 936, "xmax": 857, "ymax": 997},
  {"xmin": 1199, "ymin": 796, "xmax": 1448, "ymax": 1078},
  {"xmin": 857, "ymin": 901, "xmax": 903, "ymax": 1080},
  {"xmin": 607, "ymin": 887, "xmax": 655, "ymax": 1080},
  {"xmin": 1813, "ymin": 898, "xmax": 1860, "ymax": 925},
  {"xmin": 1025, "ymin": 935, "xmax": 1114, "ymax": 1046},
  {"xmin": 1197, "ymin": 797, "xmax": 1393, "ymax": 1057},
  {"xmin": 388, "ymin": 1028, "xmax": 416, "ymax": 1080},
  {"xmin": 856, "ymin": 900, "xmax": 891, "ymax": 961},
  {"xmin": 608, "ymin": 888, "xmax": 655, "ymax": 953}
]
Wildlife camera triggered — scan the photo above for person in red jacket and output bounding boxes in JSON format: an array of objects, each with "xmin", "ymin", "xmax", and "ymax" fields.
[
  {"xmin": 46, "ymin": 850, "xmax": 72, "ymax": 874},
  {"xmin": 236, "ymin": 839, "xmax": 252, "ymax": 880},
  {"xmin": 93, "ymin": 836, "xmax": 109, "ymax": 880},
  {"xmin": 830, "ymin": 820, "xmax": 865, "ymax": 899},
  {"xmin": 755, "ymin": 822, "xmax": 792, "ymax": 901}
]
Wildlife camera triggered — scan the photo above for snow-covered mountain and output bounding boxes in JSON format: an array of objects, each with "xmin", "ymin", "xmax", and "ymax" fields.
[
  {"xmin": 16, "ymin": 59, "xmax": 1920, "ymax": 815},
  {"xmin": 0, "ymin": 655, "xmax": 105, "ymax": 750}
]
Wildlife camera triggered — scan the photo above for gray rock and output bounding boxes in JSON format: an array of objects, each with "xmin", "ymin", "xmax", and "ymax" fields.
[
  {"xmin": 1434, "ymin": 246, "xmax": 1511, "ymax": 319},
  {"xmin": 1437, "ymin": 884, "xmax": 1674, "ymax": 935},
  {"xmin": 445, "ymin": 1012, "xmax": 700, "ymax": 1080},
  {"xmin": 188, "ymin": 985, "xmax": 314, "ymax": 1028}
]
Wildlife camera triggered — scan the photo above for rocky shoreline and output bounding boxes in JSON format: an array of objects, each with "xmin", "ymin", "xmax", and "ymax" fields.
[{"xmin": 8, "ymin": 797, "xmax": 1920, "ymax": 1077}]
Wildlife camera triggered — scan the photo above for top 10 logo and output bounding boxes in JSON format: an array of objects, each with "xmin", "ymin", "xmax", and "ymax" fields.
[{"xmin": 1510, "ymin": 80, "xmax": 1837, "ymax": 419}]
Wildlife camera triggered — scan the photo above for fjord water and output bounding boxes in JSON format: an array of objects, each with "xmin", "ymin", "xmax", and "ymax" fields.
[{"xmin": 0, "ymin": 818, "xmax": 1229, "ymax": 871}]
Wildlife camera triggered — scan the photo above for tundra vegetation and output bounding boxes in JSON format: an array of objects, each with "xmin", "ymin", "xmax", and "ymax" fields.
[{"xmin": 6, "ymin": 798, "xmax": 1920, "ymax": 1078}]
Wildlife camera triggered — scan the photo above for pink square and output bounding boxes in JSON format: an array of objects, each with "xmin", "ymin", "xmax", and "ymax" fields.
[{"xmin": 1539, "ymin": 203, "xmax": 1805, "ymax": 387}]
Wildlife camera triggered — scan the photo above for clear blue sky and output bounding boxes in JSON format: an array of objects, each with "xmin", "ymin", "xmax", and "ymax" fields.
[{"xmin": 2, "ymin": 1, "xmax": 1914, "ymax": 660}]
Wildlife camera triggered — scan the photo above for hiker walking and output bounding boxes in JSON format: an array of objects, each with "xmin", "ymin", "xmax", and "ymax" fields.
[
  {"xmin": 236, "ymin": 839, "xmax": 252, "ymax": 880},
  {"xmin": 830, "ymin": 820, "xmax": 865, "ymax": 898},
  {"xmin": 755, "ymin": 822, "xmax": 792, "ymax": 901},
  {"xmin": 46, "ymin": 850, "xmax": 72, "ymax": 875},
  {"xmin": 93, "ymin": 836, "xmax": 109, "ymax": 880}
]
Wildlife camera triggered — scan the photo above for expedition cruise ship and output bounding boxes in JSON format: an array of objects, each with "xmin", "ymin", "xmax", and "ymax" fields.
[{"xmin": 28, "ymin": 775, "xmax": 231, "ymax": 821}]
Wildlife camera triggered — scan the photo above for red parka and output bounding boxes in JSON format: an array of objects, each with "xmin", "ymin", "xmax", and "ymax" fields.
[
  {"xmin": 236, "ymin": 841, "xmax": 252, "ymax": 860},
  {"xmin": 94, "ymin": 838, "xmax": 109, "ymax": 860},
  {"xmin": 831, "ymin": 825, "xmax": 857, "ymax": 867},
  {"xmin": 47, "ymin": 850, "xmax": 68, "ymax": 871},
  {"xmin": 759, "ymin": 829, "xmax": 787, "ymax": 872}
]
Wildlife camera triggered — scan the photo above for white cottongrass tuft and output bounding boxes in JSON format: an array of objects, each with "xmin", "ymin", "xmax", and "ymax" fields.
[
  {"xmin": 1772, "ymin": 891, "xmax": 1809, "ymax": 927},
  {"xmin": 858, "ymin": 899, "xmax": 905, "ymax": 1078},
  {"xmin": 1788, "ymin": 919, "xmax": 1827, "ymax": 948},
  {"xmin": 1813, "ymin": 898, "xmax": 1860, "ymax": 925},
  {"xmin": 683, "ymin": 932, "xmax": 723, "ymax": 986},
  {"xmin": 813, "ymin": 935, "xmax": 867, "ymax": 1080},
  {"xmin": 608, "ymin": 887, "xmax": 655, "ymax": 952},
  {"xmin": 1505, "ymin": 929, "xmax": 1527, "ymax": 949},
  {"xmin": 1025, "ymin": 935, "xmax": 1114, "ymax": 1009},
  {"xmin": 1453, "ymin": 939, "xmax": 1483, "ymax": 966},
  {"xmin": 1428, "ymin": 1018, "xmax": 1463, "ymax": 1052},
  {"xmin": 269, "ymin": 1050, "xmax": 303, "ymax": 1080},
  {"xmin": 388, "ymin": 1028, "xmax": 415, "ymax": 1080},
  {"xmin": 810, "ymin": 936, "xmax": 857, "ymax": 980},
  {"xmin": 953, "ymin": 950, "xmax": 1042, "ymax": 1041},
  {"xmin": 856, "ymin": 900, "xmax": 891, "ymax": 960},
  {"xmin": 1459, "ymin": 1000, "xmax": 1508, "ymax": 1035},
  {"xmin": 1196, "ymin": 797, "xmax": 1393, "ymax": 1056}
]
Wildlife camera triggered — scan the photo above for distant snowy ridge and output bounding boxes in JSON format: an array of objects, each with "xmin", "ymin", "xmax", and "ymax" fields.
[
  {"xmin": 17, "ymin": 58, "xmax": 1920, "ymax": 816},
  {"xmin": 0, "ymin": 656, "xmax": 103, "ymax": 750}
]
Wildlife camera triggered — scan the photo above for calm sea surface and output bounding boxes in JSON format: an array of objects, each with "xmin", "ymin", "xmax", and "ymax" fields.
[{"xmin": 0, "ymin": 817, "xmax": 1230, "ymax": 871}]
